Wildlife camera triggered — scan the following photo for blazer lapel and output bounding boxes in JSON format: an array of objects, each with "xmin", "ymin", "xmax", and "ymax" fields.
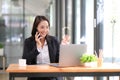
[{"xmin": 46, "ymin": 35, "xmax": 54, "ymax": 63}]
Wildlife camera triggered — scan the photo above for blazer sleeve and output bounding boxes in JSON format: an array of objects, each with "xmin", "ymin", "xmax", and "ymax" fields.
[{"xmin": 22, "ymin": 38, "xmax": 39, "ymax": 64}]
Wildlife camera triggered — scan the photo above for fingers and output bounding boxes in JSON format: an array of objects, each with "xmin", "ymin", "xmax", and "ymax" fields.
[
  {"xmin": 35, "ymin": 32, "xmax": 43, "ymax": 48},
  {"xmin": 35, "ymin": 32, "xmax": 40, "ymax": 43}
]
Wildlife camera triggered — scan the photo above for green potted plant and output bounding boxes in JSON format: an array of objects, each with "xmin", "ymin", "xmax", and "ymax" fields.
[
  {"xmin": 0, "ymin": 43, "xmax": 4, "ymax": 56},
  {"xmin": 80, "ymin": 54, "xmax": 97, "ymax": 67}
]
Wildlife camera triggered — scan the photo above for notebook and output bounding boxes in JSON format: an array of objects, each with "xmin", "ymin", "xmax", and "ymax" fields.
[{"xmin": 50, "ymin": 44, "xmax": 87, "ymax": 67}]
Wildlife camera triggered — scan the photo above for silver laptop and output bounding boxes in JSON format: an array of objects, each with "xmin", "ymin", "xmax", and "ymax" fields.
[{"xmin": 50, "ymin": 44, "xmax": 87, "ymax": 67}]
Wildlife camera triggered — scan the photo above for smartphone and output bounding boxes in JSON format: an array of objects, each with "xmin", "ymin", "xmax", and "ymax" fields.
[
  {"xmin": 37, "ymin": 32, "xmax": 43, "ymax": 39},
  {"xmin": 37, "ymin": 32, "xmax": 41, "ymax": 38}
]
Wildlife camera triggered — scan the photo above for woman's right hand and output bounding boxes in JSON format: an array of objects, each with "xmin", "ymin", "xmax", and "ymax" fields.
[{"xmin": 35, "ymin": 32, "xmax": 42, "ymax": 48}]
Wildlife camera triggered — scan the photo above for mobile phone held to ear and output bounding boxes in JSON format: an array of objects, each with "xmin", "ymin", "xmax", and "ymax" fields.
[
  {"xmin": 38, "ymin": 34, "xmax": 41, "ymax": 38},
  {"xmin": 37, "ymin": 32, "xmax": 41, "ymax": 38},
  {"xmin": 37, "ymin": 32, "xmax": 43, "ymax": 39}
]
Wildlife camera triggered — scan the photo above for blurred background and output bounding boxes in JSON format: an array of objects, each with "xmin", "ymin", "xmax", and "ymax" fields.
[{"xmin": 0, "ymin": 0, "xmax": 120, "ymax": 80}]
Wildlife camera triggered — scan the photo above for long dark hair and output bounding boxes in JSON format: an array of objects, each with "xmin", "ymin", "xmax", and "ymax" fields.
[{"xmin": 31, "ymin": 15, "xmax": 50, "ymax": 37}]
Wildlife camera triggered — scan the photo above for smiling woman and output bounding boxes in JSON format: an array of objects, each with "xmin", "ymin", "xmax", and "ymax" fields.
[{"xmin": 22, "ymin": 15, "xmax": 61, "ymax": 80}]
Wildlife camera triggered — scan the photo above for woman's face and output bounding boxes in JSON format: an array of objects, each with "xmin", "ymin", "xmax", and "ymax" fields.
[{"xmin": 37, "ymin": 20, "xmax": 49, "ymax": 38}]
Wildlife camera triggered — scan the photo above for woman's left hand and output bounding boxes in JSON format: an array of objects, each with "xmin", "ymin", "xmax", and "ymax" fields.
[{"xmin": 61, "ymin": 35, "xmax": 70, "ymax": 45}]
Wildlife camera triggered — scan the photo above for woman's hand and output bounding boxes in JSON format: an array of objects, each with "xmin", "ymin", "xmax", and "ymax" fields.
[
  {"xmin": 61, "ymin": 35, "xmax": 70, "ymax": 45},
  {"xmin": 35, "ymin": 32, "xmax": 42, "ymax": 48}
]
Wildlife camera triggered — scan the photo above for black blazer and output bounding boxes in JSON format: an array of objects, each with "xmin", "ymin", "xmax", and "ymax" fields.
[
  {"xmin": 22, "ymin": 35, "xmax": 63, "ymax": 80},
  {"xmin": 22, "ymin": 35, "xmax": 60, "ymax": 65}
]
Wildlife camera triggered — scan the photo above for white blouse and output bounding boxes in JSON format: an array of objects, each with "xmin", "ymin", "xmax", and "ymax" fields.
[{"xmin": 37, "ymin": 40, "xmax": 50, "ymax": 64}]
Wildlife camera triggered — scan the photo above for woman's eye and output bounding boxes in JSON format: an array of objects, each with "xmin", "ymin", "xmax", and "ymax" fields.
[
  {"xmin": 40, "ymin": 26, "xmax": 44, "ymax": 29},
  {"xmin": 40, "ymin": 26, "xmax": 49, "ymax": 29}
]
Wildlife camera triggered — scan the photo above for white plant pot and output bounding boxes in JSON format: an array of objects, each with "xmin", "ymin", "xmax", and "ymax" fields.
[
  {"xmin": 83, "ymin": 62, "xmax": 97, "ymax": 67},
  {"xmin": 0, "ymin": 48, "xmax": 4, "ymax": 56}
]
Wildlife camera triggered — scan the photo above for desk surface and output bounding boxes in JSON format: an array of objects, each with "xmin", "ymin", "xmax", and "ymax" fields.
[{"xmin": 6, "ymin": 63, "xmax": 120, "ymax": 73}]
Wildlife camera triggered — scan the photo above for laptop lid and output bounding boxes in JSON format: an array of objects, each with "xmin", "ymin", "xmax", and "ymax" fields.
[{"xmin": 58, "ymin": 44, "xmax": 87, "ymax": 67}]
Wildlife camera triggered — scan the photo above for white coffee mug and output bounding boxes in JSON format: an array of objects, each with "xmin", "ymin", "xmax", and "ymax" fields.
[{"xmin": 19, "ymin": 59, "xmax": 26, "ymax": 66}]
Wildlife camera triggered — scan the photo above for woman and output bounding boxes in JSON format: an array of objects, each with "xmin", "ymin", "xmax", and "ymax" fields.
[{"xmin": 22, "ymin": 16, "xmax": 60, "ymax": 80}]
